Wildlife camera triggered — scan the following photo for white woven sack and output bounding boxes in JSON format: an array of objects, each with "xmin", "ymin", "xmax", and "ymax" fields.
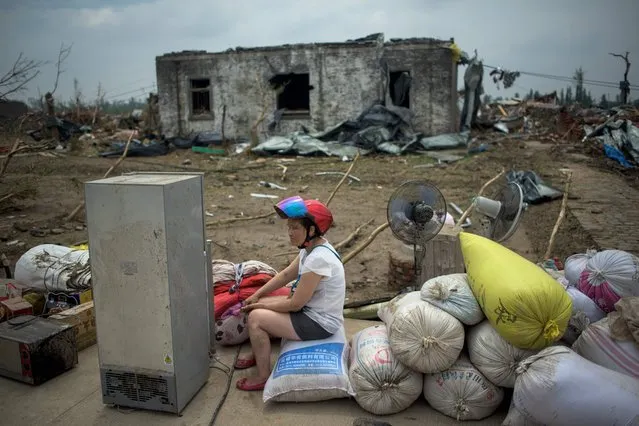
[
  {"xmin": 420, "ymin": 273, "xmax": 484, "ymax": 325},
  {"xmin": 377, "ymin": 291, "xmax": 422, "ymax": 325},
  {"xmin": 506, "ymin": 346, "xmax": 639, "ymax": 425},
  {"xmin": 572, "ymin": 317, "xmax": 639, "ymax": 378},
  {"xmin": 15, "ymin": 244, "xmax": 91, "ymax": 291},
  {"xmin": 386, "ymin": 297, "xmax": 464, "ymax": 374},
  {"xmin": 263, "ymin": 327, "xmax": 355, "ymax": 403},
  {"xmin": 562, "ymin": 286, "xmax": 605, "ymax": 345},
  {"xmin": 349, "ymin": 325, "xmax": 423, "ymax": 415},
  {"xmin": 467, "ymin": 320, "xmax": 538, "ymax": 388},
  {"xmin": 578, "ymin": 249, "xmax": 639, "ymax": 313},
  {"xmin": 423, "ymin": 355, "xmax": 504, "ymax": 421},
  {"xmin": 564, "ymin": 250, "xmax": 596, "ymax": 286}
]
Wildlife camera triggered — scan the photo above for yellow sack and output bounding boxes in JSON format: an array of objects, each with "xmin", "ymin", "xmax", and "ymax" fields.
[
  {"xmin": 449, "ymin": 42, "xmax": 462, "ymax": 64},
  {"xmin": 460, "ymin": 232, "xmax": 572, "ymax": 350}
]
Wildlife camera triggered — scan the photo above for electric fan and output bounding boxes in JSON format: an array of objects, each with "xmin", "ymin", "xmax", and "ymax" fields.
[
  {"xmin": 472, "ymin": 181, "xmax": 527, "ymax": 242},
  {"xmin": 387, "ymin": 180, "xmax": 448, "ymax": 277}
]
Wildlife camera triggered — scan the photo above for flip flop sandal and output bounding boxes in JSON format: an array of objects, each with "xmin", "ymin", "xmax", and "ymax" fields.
[
  {"xmin": 236, "ymin": 378, "xmax": 266, "ymax": 391},
  {"xmin": 234, "ymin": 358, "xmax": 257, "ymax": 369}
]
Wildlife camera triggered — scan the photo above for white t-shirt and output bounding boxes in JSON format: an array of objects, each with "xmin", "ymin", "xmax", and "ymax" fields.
[{"xmin": 297, "ymin": 242, "xmax": 345, "ymax": 334}]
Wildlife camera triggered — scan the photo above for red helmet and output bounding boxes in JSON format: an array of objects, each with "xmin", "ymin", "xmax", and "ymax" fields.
[{"xmin": 274, "ymin": 196, "xmax": 334, "ymax": 234}]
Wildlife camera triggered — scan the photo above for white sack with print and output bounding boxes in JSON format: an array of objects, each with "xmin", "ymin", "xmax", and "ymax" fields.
[
  {"xmin": 263, "ymin": 327, "xmax": 354, "ymax": 403},
  {"xmin": 349, "ymin": 325, "xmax": 423, "ymax": 415},
  {"xmin": 572, "ymin": 317, "xmax": 639, "ymax": 378},
  {"xmin": 506, "ymin": 346, "xmax": 639, "ymax": 426},
  {"xmin": 423, "ymin": 355, "xmax": 504, "ymax": 421}
]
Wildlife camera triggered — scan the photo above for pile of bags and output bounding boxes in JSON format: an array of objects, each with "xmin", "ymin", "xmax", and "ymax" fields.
[
  {"xmin": 211, "ymin": 259, "xmax": 287, "ymax": 345},
  {"xmin": 260, "ymin": 233, "xmax": 639, "ymax": 425}
]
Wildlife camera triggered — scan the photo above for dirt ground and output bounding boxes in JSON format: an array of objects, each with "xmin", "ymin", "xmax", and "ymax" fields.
[{"xmin": 0, "ymin": 135, "xmax": 611, "ymax": 303}]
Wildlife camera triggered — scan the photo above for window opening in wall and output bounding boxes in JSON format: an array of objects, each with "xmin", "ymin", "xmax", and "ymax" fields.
[
  {"xmin": 389, "ymin": 71, "xmax": 411, "ymax": 108},
  {"xmin": 190, "ymin": 78, "xmax": 211, "ymax": 115},
  {"xmin": 270, "ymin": 73, "xmax": 311, "ymax": 116}
]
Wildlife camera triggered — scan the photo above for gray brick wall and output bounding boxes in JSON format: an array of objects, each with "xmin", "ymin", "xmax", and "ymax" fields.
[{"xmin": 155, "ymin": 35, "xmax": 458, "ymax": 140}]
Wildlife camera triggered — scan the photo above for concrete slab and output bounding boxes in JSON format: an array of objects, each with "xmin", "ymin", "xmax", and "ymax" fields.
[{"xmin": 0, "ymin": 319, "xmax": 507, "ymax": 426}]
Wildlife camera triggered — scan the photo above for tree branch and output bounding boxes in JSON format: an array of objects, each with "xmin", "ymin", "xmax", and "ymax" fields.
[
  {"xmin": 0, "ymin": 53, "xmax": 46, "ymax": 100},
  {"xmin": 0, "ymin": 139, "xmax": 28, "ymax": 179},
  {"xmin": 51, "ymin": 42, "xmax": 73, "ymax": 96},
  {"xmin": 325, "ymin": 151, "xmax": 360, "ymax": 207},
  {"xmin": 0, "ymin": 114, "xmax": 33, "ymax": 179},
  {"xmin": 609, "ymin": 51, "xmax": 631, "ymax": 81},
  {"xmin": 342, "ymin": 222, "xmax": 390, "ymax": 264},
  {"xmin": 456, "ymin": 169, "xmax": 506, "ymax": 227},
  {"xmin": 543, "ymin": 169, "xmax": 573, "ymax": 260},
  {"xmin": 65, "ymin": 131, "xmax": 133, "ymax": 221}
]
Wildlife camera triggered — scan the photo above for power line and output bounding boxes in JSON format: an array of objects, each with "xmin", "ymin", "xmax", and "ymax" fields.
[
  {"xmin": 483, "ymin": 64, "xmax": 638, "ymax": 91},
  {"xmin": 104, "ymin": 84, "xmax": 156, "ymax": 101},
  {"xmin": 103, "ymin": 78, "xmax": 150, "ymax": 95},
  {"xmin": 102, "ymin": 64, "xmax": 636, "ymax": 103}
]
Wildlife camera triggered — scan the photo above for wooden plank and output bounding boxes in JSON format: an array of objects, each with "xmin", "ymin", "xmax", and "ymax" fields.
[{"xmin": 419, "ymin": 226, "xmax": 465, "ymax": 283}]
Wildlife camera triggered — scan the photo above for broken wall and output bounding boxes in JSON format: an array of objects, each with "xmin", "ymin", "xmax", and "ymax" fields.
[
  {"xmin": 383, "ymin": 40, "xmax": 457, "ymax": 135},
  {"xmin": 156, "ymin": 35, "xmax": 457, "ymax": 140},
  {"xmin": 156, "ymin": 43, "xmax": 381, "ymax": 139}
]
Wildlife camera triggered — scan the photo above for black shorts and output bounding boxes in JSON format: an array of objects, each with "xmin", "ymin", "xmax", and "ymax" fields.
[{"xmin": 290, "ymin": 310, "xmax": 332, "ymax": 341}]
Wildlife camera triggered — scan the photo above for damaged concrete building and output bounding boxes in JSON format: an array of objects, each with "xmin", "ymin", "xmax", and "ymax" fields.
[{"xmin": 155, "ymin": 33, "xmax": 459, "ymax": 141}]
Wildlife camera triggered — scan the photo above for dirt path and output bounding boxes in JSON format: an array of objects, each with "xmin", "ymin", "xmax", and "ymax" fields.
[
  {"xmin": 0, "ymin": 138, "xmax": 629, "ymax": 303},
  {"xmin": 567, "ymin": 163, "xmax": 639, "ymax": 256}
]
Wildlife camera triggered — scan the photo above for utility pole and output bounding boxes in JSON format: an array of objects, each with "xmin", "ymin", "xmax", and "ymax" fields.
[{"xmin": 609, "ymin": 51, "xmax": 631, "ymax": 104}]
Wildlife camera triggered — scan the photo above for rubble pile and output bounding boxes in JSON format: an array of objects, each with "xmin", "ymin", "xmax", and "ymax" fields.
[
  {"xmin": 1, "ymin": 79, "xmax": 637, "ymax": 173},
  {"xmin": 478, "ymin": 95, "xmax": 639, "ymax": 169}
]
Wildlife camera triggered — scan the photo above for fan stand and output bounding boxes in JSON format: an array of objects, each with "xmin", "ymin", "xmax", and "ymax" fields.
[
  {"xmin": 387, "ymin": 241, "xmax": 423, "ymax": 293},
  {"xmin": 413, "ymin": 243, "xmax": 423, "ymax": 283},
  {"xmin": 386, "ymin": 179, "xmax": 462, "ymax": 291}
]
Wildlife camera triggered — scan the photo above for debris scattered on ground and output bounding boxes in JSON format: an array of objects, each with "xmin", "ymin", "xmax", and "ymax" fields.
[{"xmin": 1, "ymin": 53, "xmax": 639, "ymax": 424}]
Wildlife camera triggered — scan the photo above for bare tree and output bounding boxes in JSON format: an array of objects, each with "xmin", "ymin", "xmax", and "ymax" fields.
[
  {"xmin": 609, "ymin": 51, "xmax": 631, "ymax": 104},
  {"xmin": 572, "ymin": 67, "xmax": 585, "ymax": 104},
  {"xmin": 0, "ymin": 42, "xmax": 72, "ymax": 103},
  {"xmin": 0, "ymin": 43, "xmax": 73, "ymax": 190},
  {"xmin": 72, "ymin": 78, "xmax": 83, "ymax": 119},
  {"xmin": 92, "ymin": 82, "xmax": 105, "ymax": 126},
  {"xmin": 0, "ymin": 53, "xmax": 46, "ymax": 100},
  {"xmin": 50, "ymin": 42, "xmax": 73, "ymax": 97},
  {"xmin": 44, "ymin": 43, "xmax": 72, "ymax": 123}
]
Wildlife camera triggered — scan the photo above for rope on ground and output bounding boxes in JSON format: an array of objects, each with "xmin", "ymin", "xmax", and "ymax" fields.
[{"xmin": 208, "ymin": 345, "xmax": 242, "ymax": 426}]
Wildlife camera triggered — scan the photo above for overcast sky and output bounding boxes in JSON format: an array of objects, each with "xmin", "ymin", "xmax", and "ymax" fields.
[{"xmin": 1, "ymin": 0, "xmax": 638, "ymax": 105}]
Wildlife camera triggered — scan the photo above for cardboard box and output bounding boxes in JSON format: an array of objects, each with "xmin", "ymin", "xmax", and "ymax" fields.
[
  {"xmin": 49, "ymin": 301, "xmax": 96, "ymax": 351},
  {"xmin": 0, "ymin": 279, "xmax": 23, "ymax": 302},
  {"xmin": 0, "ymin": 297, "xmax": 33, "ymax": 322}
]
